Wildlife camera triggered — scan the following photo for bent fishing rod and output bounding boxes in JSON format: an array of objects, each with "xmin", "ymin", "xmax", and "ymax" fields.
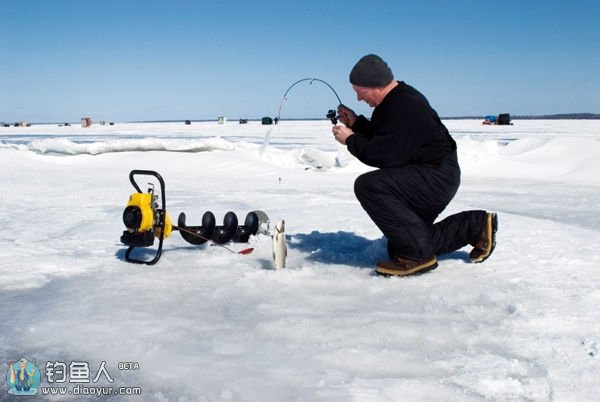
[{"xmin": 277, "ymin": 78, "xmax": 343, "ymax": 124}]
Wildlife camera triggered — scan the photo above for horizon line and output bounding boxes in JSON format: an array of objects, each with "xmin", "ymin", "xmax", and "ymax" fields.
[{"xmin": 3, "ymin": 112, "xmax": 600, "ymax": 126}]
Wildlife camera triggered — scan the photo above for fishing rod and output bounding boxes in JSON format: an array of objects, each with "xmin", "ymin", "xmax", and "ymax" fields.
[
  {"xmin": 260, "ymin": 77, "xmax": 343, "ymax": 156},
  {"xmin": 277, "ymin": 78, "xmax": 343, "ymax": 123}
]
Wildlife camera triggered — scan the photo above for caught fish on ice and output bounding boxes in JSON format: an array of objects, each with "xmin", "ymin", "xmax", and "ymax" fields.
[{"xmin": 272, "ymin": 220, "xmax": 287, "ymax": 269}]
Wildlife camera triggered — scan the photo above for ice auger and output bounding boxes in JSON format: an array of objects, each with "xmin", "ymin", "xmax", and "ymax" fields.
[{"xmin": 120, "ymin": 170, "xmax": 269, "ymax": 265}]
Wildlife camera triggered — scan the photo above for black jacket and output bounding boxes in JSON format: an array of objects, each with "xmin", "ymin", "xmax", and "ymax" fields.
[{"xmin": 346, "ymin": 81, "xmax": 456, "ymax": 168}]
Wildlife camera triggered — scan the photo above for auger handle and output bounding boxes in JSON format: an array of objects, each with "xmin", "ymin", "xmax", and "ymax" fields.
[{"xmin": 125, "ymin": 170, "xmax": 167, "ymax": 265}]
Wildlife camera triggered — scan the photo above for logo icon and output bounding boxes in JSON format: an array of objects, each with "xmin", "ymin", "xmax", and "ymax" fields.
[{"xmin": 6, "ymin": 358, "xmax": 41, "ymax": 396}]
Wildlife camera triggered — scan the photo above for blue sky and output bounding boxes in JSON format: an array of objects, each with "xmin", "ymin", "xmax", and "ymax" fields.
[{"xmin": 1, "ymin": 0, "xmax": 599, "ymax": 122}]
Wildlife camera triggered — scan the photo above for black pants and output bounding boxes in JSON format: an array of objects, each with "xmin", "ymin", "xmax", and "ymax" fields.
[{"xmin": 354, "ymin": 151, "xmax": 486, "ymax": 260}]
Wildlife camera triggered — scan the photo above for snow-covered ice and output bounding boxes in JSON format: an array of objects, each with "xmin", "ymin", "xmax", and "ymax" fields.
[{"xmin": 1, "ymin": 119, "xmax": 599, "ymax": 401}]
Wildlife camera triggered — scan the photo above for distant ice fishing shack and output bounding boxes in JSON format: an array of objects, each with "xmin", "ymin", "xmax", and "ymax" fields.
[{"xmin": 483, "ymin": 113, "xmax": 512, "ymax": 125}]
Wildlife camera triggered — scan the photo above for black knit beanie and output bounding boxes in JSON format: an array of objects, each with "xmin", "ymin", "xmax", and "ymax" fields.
[{"xmin": 349, "ymin": 54, "xmax": 394, "ymax": 88}]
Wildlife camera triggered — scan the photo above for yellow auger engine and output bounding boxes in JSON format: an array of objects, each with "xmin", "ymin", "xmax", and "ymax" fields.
[
  {"xmin": 120, "ymin": 170, "xmax": 267, "ymax": 265},
  {"xmin": 121, "ymin": 170, "xmax": 172, "ymax": 264}
]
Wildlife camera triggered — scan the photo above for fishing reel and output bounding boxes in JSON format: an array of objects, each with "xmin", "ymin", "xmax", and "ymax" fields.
[
  {"xmin": 326, "ymin": 109, "xmax": 338, "ymax": 124},
  {"xmin": 120, "ymin": 170, "xmax": 269, "ymax": 265}
]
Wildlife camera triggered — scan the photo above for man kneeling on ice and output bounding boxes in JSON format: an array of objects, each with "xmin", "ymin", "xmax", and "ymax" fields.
[{"xmin": 332, "ymin": 54, "xmax": 498, "ymax": 276}]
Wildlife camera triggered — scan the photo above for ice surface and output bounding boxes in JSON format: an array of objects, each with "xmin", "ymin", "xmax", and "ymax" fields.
[{"xmin": 1, "ymin": 119, "xmax": 599, "ymax": 401}]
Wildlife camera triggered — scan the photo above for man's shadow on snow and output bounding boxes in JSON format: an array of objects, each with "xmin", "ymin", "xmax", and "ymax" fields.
[
  {"xmin": 288, "ymin": 231, "xmax": 385, "ymax": 269},
  {"xmin": 288, "ymin": 231, "xmax": 470, "ymax": 268}
]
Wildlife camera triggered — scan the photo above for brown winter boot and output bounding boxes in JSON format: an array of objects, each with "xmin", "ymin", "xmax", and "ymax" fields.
[
  {"xmin": 376, "ymin": 256, "xmax": 438, "ymax": 277},
  {"xmin": 470, "ymin": 212, "xmax": 498, "ymax": 263}
]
